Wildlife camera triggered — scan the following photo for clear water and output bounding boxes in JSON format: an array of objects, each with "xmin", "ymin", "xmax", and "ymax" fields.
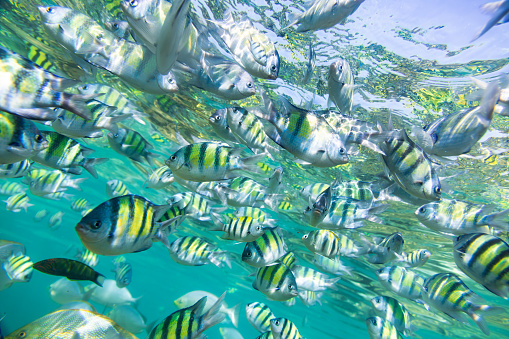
[{"xmin": 1, "ymin": 0, "xmax": 509, "ymax": 338}]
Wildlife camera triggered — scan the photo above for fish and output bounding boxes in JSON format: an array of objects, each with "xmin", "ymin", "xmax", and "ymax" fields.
[
  {"xmin": 415, "ymin": 198, "xmax": 509, "ymax": 235},
  {"xmin": 5, "ymin": 309, "xmax": 138, "ymax": 339},
  {"xmin": 209, "ymin": 12, "xmax": 280, "ymax": 79},
  {"xmin": 394, "ymin": 249, "xmax": 431, "ymax": 268},
  {"xmin": 0, "ymin": 160, "xmax": 31, "ymax": 178},
  {"xmin": 0, "ymin": 240, "xmax": 25, "ymax": 262},
  {"xmin": 0, "ymin": 112, "xmax": 48, "ymax": 165},
  {"xmin": 220, "ymin": 176, "xmax": 278, "ymax": 210},
  {"xmin": 252, "ymin": 262, "xmax": 299, "ymax": 301},
  {"xmin": 300, "ymin": 183, "xmax": 331, "ymax": 202},
  {"xmin": 328, "ymin": 59, "xmax": 355, "ymax": 115},
  {"xmin": 169, "ymin": 236, "xmax": 231, "ymax": 268},
  {"xmin": 277, "ymin": 252, "xmax": 297, "ymax": 270},
  {"xmin": 302, "ymin": 43, "xmax": 315, "ymax": 84},
  {"xmin": 174, "ymin": 290, "xmax": 241, "ymax": 328},
  {"xmin": 209, "ymin": 109, "xmax": 237, "ymax": 142},
  {"xmin": 147, "ymin": 292, "xmax": 226, "ymax": 339},
  {"xmin": 145, "ymin": 165, "xmax": 174, "ymax": 189},
  {"xmin": 302, "ymin": 229, "xmax": 366, "ymax": 258},
  {"xmin": 211, "ymin": 216, "xmax": 265, "ymax": 242},
  {"xmin": 370, "ymin": 296, "xmax": 414, "ymax": 336},
  {"xmin": 71, "ymin": 198, "xmax": 90, "ymax": 212},
  {"xmin": 85, "ymin": 279, "xmax": 141, "ymax": 306},
  {"xmin": 48, "ymin": 211, "xmax": 65, "ymax": 229},
  {"xmin": 285, "ymin": 0, "xmax": 365, "ymax": 32},
  {"xmin": 76, "ymin": 248, "xmax": 99, "ymax": 267},
  {"xmin": 21, "ymin": 168, "xmax": 52, "ymax": 186},
  {"xmin": 291, "ymin": 265, "xmax": 340, "ymax": 292},
  {"xmin": 0, "ymin": 46, "xmax": 94, "ymax": 121},
  {"xmin": 303, "ymin": 186, "xmax": 332, "ymax": 226},
  {"xmin": 75, "ymin": 194, "xmax": 178, "ymax": 255},
  {"xmin": 2, "ymin": 252, "xmax": 32, "ymax": 283},
  {"xmin": 32, "ymin": 258, "xmax": 105, "ymax": 286},
  {"xmin": 165, "ymin": 142, "xmax": 265, "ymax": 182},
  {"xmin": 233, "ymin": 206, "xmax": 275, "ymax": 226},
  {"xmin": 363, "ymin": 232, "xmax": 405, "ymax": 265},
  {"xmin": 113, "ymin": 257, "xmax": 132, "ymax": 288},
  {"xmin": 365, "ymin": 316, "xmax": 403, "ymax": 339},
  {"xmin": 312, "ymin": 253, "xmax": 352, "ymax": 276},
  {"xmin": 31, "ymin": 131, "xmax": 108, "ymax": 178},
  {"xmin": 33, "ymin": 209, "xmax": 49, "ymax": 221},
  {"xmin": 4, "ymin": 193, "xmax": 33, "ymax": 213},
  {"xmin": 453, "ymin": 233, "xmax": 509, "ymax": 299},
  {"xmin": 246, "ymin": 302, "xmax": 275, "ymax": 333},
  {"xmin": 376, "ymin": 266, "xmax": 424, "ymax": 302},
  {"xmin": 107, "ymin": 304, "xmax": 150, "ymax": 334},
  {"xmin": 49, "ymin": 278, "xmax": 84, "ymax": 304},
  {"xmin": 108, "ymin": 127, "xmax": 159, "ymax": 166},
  {"xmin": 158, "ymin": 201, "xmax": 186, "ymax": 233},
  {"xmin": 411, "ymin": 82, "xmax": 500, "ymax": 156},
  {"xmin": 256, "ymin": 94, "xmax": 349, "ymax": 167},
  {"xmin": 106, "ymin": 179, "xmax": 130, "ymax": 198},
  {"xmin": 267, "ymin": 166, "xmax": 284, "ymax": 195},
  {"xmin": 472, "ymin": 0, "xmax": 509, "ymax": 41},
  {"xmin": 298, "ymin": 290, "xmax": 323, "ymax": 307},
  {"xmin": 270, "ymin": 317, "xmax": 303, "ymax": 339},
  {"xmin": 242, "ymin": 227, "xmax": 287, "ymax": 267},
  {"xmin": 167, "ymin": 191, "xmax": 218, "ymax": 221},
  {"xmin": 104, "ymin": 20, "xmax": 136, "ymax": 41},
  {"xmin": 28, "ymin": 170, "xmax": 86, "ymax": 198},
  {"xmin": 421, "ymin": 273, "xmax": 503, "ymax": 336}
]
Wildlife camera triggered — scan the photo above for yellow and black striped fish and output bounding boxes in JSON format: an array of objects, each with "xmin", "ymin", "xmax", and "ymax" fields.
[
  {"xmin": 113, "ymin": 257, "xmax": 132, "ymax": 288},
  {"xmin": 277, "ymin": 252, "xmax": 297, "ymax": 270},
  {"xmin": 0, "ymin": 159, "xmax": 31, "ymax": 178},
  {"xmin": 252, "ymin": 262, "xmax": 298, "ymax": 301},
  {"xmin": 302, "ymin": 229, "xmax": 366, "ymax": 258},
  {"xmin": 395, "ymin": 249, "xmax": 431, "ymax": 268},
  {"xmin": 106, "ymin": 179, "xmax": 130, "ymax": 198},
  {"xmin": 366, "ymin": 316, "xmax": 403, "ymax": 339},
  {"xmin": 270, "ymin": 318, "xmax": 303, "ymax": 339},
  {"xmin": 211, "ymin": 216, "xmax": 264, "ymax": 242},
  {"xmin": 242, "ymin": 227, "xmax": 287, "ymax": 267},
  {"xmin": 370, "ymin": 296, "xmax": 413, "ymax": 336},
  {"xmin": 376, "ymin": 266, "xmax": 424, "ymax": 301},
  {"xmin": 169, "ymin": 236, "xmax": 230, "ymax": 268},
  {"xmin": 3, "ymin": 252, "xmax": 33, "ymax": 282},
  {"xmin": 246, "ymin": 302, "xmax": 275, "ymax": 333}
]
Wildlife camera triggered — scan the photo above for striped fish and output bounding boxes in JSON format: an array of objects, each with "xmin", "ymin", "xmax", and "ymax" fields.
[
  {"xmin": 253, "ymin": 263, "xmax": 299, "ymax": 301},
  {"xmin": 421, "ymin": 273, "xmax": 502, "ymax": 336},
  {"xmin": 257, "ymin": 332, "xmax": 274, "ymax": 339},
  {"xmin": 291, "ymin": 265, "xmax": 340, "ymax": 291},
  {"xmin": 242, "ymin": 227, "xmax": 287, "ymax": 267},
  {"xmin": 211, "ymin": 216, "xmax": 264, "ymax": 242},
  {"xmin": 370, "ymin": 296, "xmax": 413, "ymax": 336},
  {"xmin": 113, "ymin": 257, "xmax": 132, "ymax": 288},
  {"xmin": 376, "ymin": 266, "xmax": 424, "ymax": 301},
  {"xmin": 71, "ymin": 198, "xmax": 90, "ymax": 212},
  {"xmin": 166, "ymin": 142, "xmax": 264, "ymax": 182},
  {"xmin": 300, "ymin": 183, "xmax": 330, "ymax": 201},
  {"xmin": 145, "ymin": 166, "xmax": 174, "ymax": 189},
  {"xmin": 0, "ymin": 112, "xmax": 48, "ymax": 164},
  {"xmin": 328, "ymin": 59, "xmax": 354, "ymax": 115},
  {"xmin": 76, "ymin": 248, "xmax": 99, "ymax": 268},
  {"xmin": 31, "ymin": 131, "xmax": 108, "ymax": 178},
  {"xmin": 223, "ymin": 176, "xmax": 276, "ymax": 209},
  {"xmin": 3, "ymin": 252, "xmax": 33, "ymax": 283},
  {"xmin": 234, "ymin": 207, "xmax": 275, "ymax": 227},
  {"xmin": 415, "ymin": 199, "xmax": 509, "ymax": 235},
  {"xmin": 105, "ymin": 0, "xmax": 123, "ymax": 18},
  {"xmin": 75, "ymin": 195, "xmax": 177, "ymax": 255},
  {"xmin": 364, "ymin": 232, "xmax": 405, "ymax": 265},
  {"xmin": 334, "ymin": 180, "xmax": 380, "ymax": 201},
  {"xmin": 157, "ymin": 202, "xmax": 186, "ymax": 234},
  {"xmin": 270, "ymin": 317, "xmax": 303, "ymax": 339},
  {"xmin": 298, "ymin": 290, "xmax": 323, "ymax": 307},
  {"xmin": 365, "ymin": 316, "xmax": 403, "ymax": 339},
  {"xmin": 302, "ymin": 229, "xmax": 366, "ymax": 258},
  {"xmin": 169, "ymin": 236, "xmax": 231, "ymax": 268},
  {"xmin": 4, "ymin": 193, "xmax": 32, "ymax": 212},
  {"xmin": 27, "ymin": 44, "xmax": 56, "ymax": 73},
  {"xmin": 277, "ymin": 252, "xmax": 297, "ymax": 270},
  {"xmin": 28, "ymin": 170, "xmax": 86, "ymax": 198},
  {"xmin": 167, "ymin": 192, "xmax": 217, "ymax": 221},
  {"xmin": 0, "ymin": 46, "xmax": 93, "ymax": 121},
  {"xmin": 209, "ymin": 109, "xmax": 236, "ymax": 143},
  {"xmin": 453, "ymin": 233, "xmax": 509, "ymax": 299},
  {"xmin": 0, "ymin": 159, "xmax": 31, "ymax": 178},
  {"xmin": 379, "ymin": 128, "xmax": 441, "ymax": 201},
  {"xmin": 312, "ymin": 254, "xmax": 352, "ymax": 276},
  {"xmin": 22, "ymin": 168, "xmax": 52, "ymax": 185},
  {"xmin": 246, "ymin": 302, "xmax": 275, "ymax": 333},
  {"xmin": 0, "ymin": 182, "xmax": 25, "ymax": 196},
  {"xmin": 104, "ymin": 20, "xmax": 136, "ymax": 41},
  {"xmin": 147, "ymin": 292, "xmax": 226, "ymax": 339},
  {"xmin": 278, "ymin": 201, "xmax": 293, "ymax": 211},
  {"xmin": 303, "ymin": 186, "xmax": 332, "ymax": 226},
  {"xmin": 394, "ymin": 249, "xmax": 431, "ymax": 268},
  {"xmin": 106, "ymin": 179, "xmax": 130, "ymax": 198},
  {"xmin": 48, "ymin": 211, "xmax": 65, "ymax": 230},
  {"xmin": 108, "ymin": 128, "xmax": 159, "ymax": 166}
]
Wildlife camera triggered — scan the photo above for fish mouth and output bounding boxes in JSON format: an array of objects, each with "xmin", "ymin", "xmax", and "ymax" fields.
[{"xmin": 208, "ymin": 116, "xmax": 216, "ymax": 123}]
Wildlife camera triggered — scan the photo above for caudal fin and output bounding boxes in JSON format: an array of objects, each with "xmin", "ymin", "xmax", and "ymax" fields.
[
  {"xmin": 82, "ymin": 158, "xmax": 109, "ymax": 178},
  {"xmin": 484, "ymin": 207, "xmax": 509, "ymax": 230},
  {"xmin": 226, "ymin": 303, "xmax": 241, "ymax": 327},
  {"xmin": 201, "ymin": 292, "xmax": 227, "ymax": 333}
]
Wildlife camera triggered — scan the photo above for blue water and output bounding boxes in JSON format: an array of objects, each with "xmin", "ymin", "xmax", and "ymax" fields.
[{"xmin": 1, "ymin": 0, "xmax": 509, "ymax": 338}]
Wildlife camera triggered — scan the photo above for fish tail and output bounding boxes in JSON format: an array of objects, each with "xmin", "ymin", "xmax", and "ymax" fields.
[
  {"xmin": 483, "ymin": 207, "xmax": 509, "ymax": 230},
  {"xmin": 81, "ymin": 158, "xmax": 109, "ymax": 179},
  {"xmin": 95, "ymin": 273, "xmax": 106, "ymax": 287},
  {"xmin": 226, "ymin": 303, "xmax": 241, "ymax": 328},
  {"xmin": 468, "ymin": 309, "xmax": 490, "ymax": 336},
  {"xmin": 63, "ymin": 177, "xmax": 88, "ymax": 191},
  {"xmin": 263, "ymin": 194, "xmax": 281, "ymax": 212},
  {"xmin": 60, "ymin": 93, "xmax": 99, "ymax": 120},
  {"xmin": 201, "ymin": 291, "xmax": 227, "ymax": 332},
  {"xmin": 97, "ymin": 108, "xmax": 132, "ymax": 134},
  {"xmin": 324, "ymin": 277, "xmax": 341, "ymax": 290},
  {"xmin": 239, "ymin": 153, "xmax": 268, "ymax": 174},
  {"xmin": 479, "ymin": 81, "xmax": 501, "ymax": 121}
]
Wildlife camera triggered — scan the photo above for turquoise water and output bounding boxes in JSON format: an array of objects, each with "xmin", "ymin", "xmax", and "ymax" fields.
[{"xmin": 1, "ymin": 0, "xmax": 509, "ymax": 338}]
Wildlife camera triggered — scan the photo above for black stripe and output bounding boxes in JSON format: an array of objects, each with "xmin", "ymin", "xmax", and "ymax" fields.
[{"xmin": 468, "ymin": 238, "xmax": 499, "ymax": 269}]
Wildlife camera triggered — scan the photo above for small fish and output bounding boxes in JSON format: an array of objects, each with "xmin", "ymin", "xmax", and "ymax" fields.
[
  {"xmin": 158, "ymin": 201, "xmax": 186, "ymax": 233},
  {"xmin": 415, "ymin": 198, "xmax": 509, "ymax": 235},
  {"xmin": 277, "ymin": 252, "xmax": 297, "ymax": 270},
  {"xmin": 453, "ymin": 233, "xmax": 509, "ymax": 299},
  {"xmin": 285, "ymin": 0, "xmax": 365, "ymax": 32},
  {"xmin": 298, "ymin": 290, "xmax": 323, "ymax": 307},
  {"xmin": 209, "ymin": 109, "xmax": 237, "ymax": 142},
  {"xmin": 376, "ymin": 266, "xmax": 424, "ymax": 302},
  {"xmin": 31, "ymin": 131, "xmax": 107, "ymax": 178},
  {"xmin": 166, "ymin": 142, "xmax": 264, "ymax": 182},
  {"xmin": 394, "ymin": 249, "xmax": 431, "ymax": 268},
  {"xmin": 0, "ymin": 112, "xmax": 48, "ymax": 165},
  {"xmin": 33, "ymin": 209, "xmax": 49, "ymax": 222},
  {"xmin": 211, "ymin": 216, "xmax": 264, "ymax": 242},
  {"xmin": 4, "ymin": 193, "xmax": 32, "ymax": 213},
  {"xmin": 3, "ymin": 252, "xmax": 32, "ymax": 283},
  {"xmin": 303, "ymin": 186, "xmax": 332, "ymax": 226},
  {"xmin": 0, "ymin": 182, "xmax": 25, "ymax": 196},
  {"xmin": 328, "ymin": 59, "xmax": 355, "ymax": 115},
  {"xmin": 33, "ymin": 258, "xmax": 105, "ymax": 286},
  {"xmin": 106, "ymin": 179, "xmax": 130, "ymax": 198},
  {"xmin": 169, "ymin": 236, "xmax": 231, "ymax": 268},
  {"xmin": 21, "ymin": 168, "xmax": 52, "ymax": 186},
  {"xmin": 363, "ymin": 232, "xmax": 405, "ymax": 265},
  {"xmin": 75, "ymin": 195, "xmax": 178, "ymax": 255},
  {"xmin": 302, "ymin": 229, "xmax": 366, "ymax": 258},
  {"xmin": 233, "ymin": 206, "xmax": 274, "ymax": 226},
  {"xmin": 5, "ymin": 309, "xmax": 137, "ymax": 339},
  {"xmin": 108, "ymin": 128, "xmax": 159, "ymax": 166},
  {"xmin": 107, "ymin": 305, "xmax": 150, "ymax": 335},
  {"xmin": 253, "ymin": 263, "xmax": 299, "ymax": 301},
  {"xmin": 300, "ymin": 183, "xmax": 331, "ymax": 202},
  {"xmin": 49, "ymin": 278, "xmax": 84, "ymax": 305},
  {"xmin": 365, "ymin": 316, "xmax": 403, "ymax": 339},
  {"xmin": 370, "ymin": 296, "xmax": 413, "ymax": 336},
  {"xmin": 270, "ymin": 317, "xmax": 303, "ymax": 339},
  {"xmin": 246, "ymin": 302, "xmax": 275, "ymax": 333},
  {"xmin": 84, "ymin": 279, "xmax": 140, "ymax": 306},
  {"xmin": 113, "ymin": 257, "xmax": 132, "ymax": 288},
  {"xmin": 48, "ymin": 211, "xmax": 64, "ymax": 229},
  {"xmin": 104, "ymin": 20, "xmax": 137, "ymax": 41},
  {"xmin": 28, "ymin": 170, "xmax": 86, "ymax": 198},
  {"xmin": 221, "ymin": 176, "xmax": 277, "ymax": 209},
  {"xmin": 312, "ymin": 254, "xmax": 352, "ymax": 276},
  {"xmin": 145, "ymin": 166, "xmax": 174, "ymax": 189},
  {"xmin": 76, "ymin": 248, "xmax": 99, "ymax": 268},
  {"xmin": 421, "ymin": 273, "xmax": 502, "ymax": 336},
  {"xmin": 167, "ymin": 191, "xmax": 217, "ymax": 221},
  {"xmin": 291, "ymin": 265, "xmax": 340, "ymax": 292},
  {"xmin": 71, "ymin": 198, "xmax": 90, "ymax": 212},
  {"xmin": 302, "ymin": 43, "xmax": 315, "ymax": 84},
  {"xmin": 278, "ymin": 201, "xmax": 293, "ymax": 211},
  {"xmin": 147, "ymin": 292, "xmax": 226, "ymax": 339},
  {"xmin": 242, "ymin": 227, "xmax": 287, "ymax": 267},
  {"xmin": 267, "ymin": 166, "xmax": 284, "ymax": 195},
  {"xmin": 0, "ymin": 160, "xmax": 31, "ymax": 178}
]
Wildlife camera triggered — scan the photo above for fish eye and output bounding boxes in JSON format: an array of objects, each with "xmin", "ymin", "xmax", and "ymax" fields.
[
  {"xmin": 46, "ymin": 7, "xmax": 54, "ymax": 13},
  {"xmin": 167, "ymin": 78, "xmax": 175, "ymax": 84},
  {"xmin": 423, "ymin": 124, "xmax": 430, "ymax": 131},
  {"xmin": 256, "ymin": 226, "xmax": 261, "ymax": 231},
  {"xmin": 288, "ymin": 284, "xmax": 294, "ymax": 290},
  {"xmin": 113, "ymin": 23, "xmax": 119, "ymax": 29},
  {"xmin": 82, "ymin": 85, "xmax": 88, "ymax": 90},
  {"xmin": 169, "ymin": 155, "xmax": 176, "ymax": 161},
  {"xmin": 245, "ymin": 249, "xmax": 252, "ymax": 257},
  {"xmin": 370, "ymin": 318, "xmax": 377, "ymax": 325},
  {"xmin": 274, "ymin": 320, "xmax": 280, "ymax": 326},
  {"xmin": 434, "ymin": 186, "xmax": 441, "ymax": 194},
  {"xmin": 34, "ymin": 134, "xmax": 43, "ymax": 143},
  {"xmin": 247, "ymin": 82, "xmax": 253, "ymax": 88},
  {"xmin": 215, "ymin": 115, "xmax": 221, "ymax": 121},
  {"xmin": 129, "ymin": 0, "xmax": 138, "ymax": 6},
  {"xmin": 18, "ymin": 331, "xmax": 26, "ymax": 338},
  {"xmin": 418, "ymin": 206, "xmax": 426, "ymax": 214},
  {"xmin": 271, "ymin": 65, "xmax": 277, "ymax": 71},
  {"xmin": 302, "ymin": 234, "xmax": 308, "ymax": 239},
  {"xmin": 339, "ymin": 147, "xmax": 346, "ymax": 155},
  {"xmin": 92, "ymin": 220, "xmax": 102, "ymax": 229}
]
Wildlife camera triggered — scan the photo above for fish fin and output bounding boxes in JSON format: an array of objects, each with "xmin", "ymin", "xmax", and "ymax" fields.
[
  {"xmin": 152, "ymin": 204, "xmax": 172, "ymax": 222},
  {"xmin": 226, "ymin": 303, "xmax": 241, "ymax": 327},
  {"xmin": 479, "ymin": 81, "xmax": 501, "ymax": 122},
  {"xmin": 7, "ymin": 108, "xmax": 59, "ymax": 121},
  {"xmin": 94, "ymin": 273, "xmax": 106, "ymax": 287},
  {"xmin": 483, "ymin": 207, "xmax": 509, "ymax": 230},
  {"xmin": 471, "ymin": 0, "xmax": 509, "ymax": 41},
  {"xmin": 125, "ymin": 15, "xmax": 159, "ymax": 50},
  {"xmin": 201, "ymin": 292, "xmax": 227, "ymax": 332},
  {"xmin": 61, "ymin": 93, "xmax": 100, "ymax": 120},
  {"xmin": 81, "ymin": 158, "xmax": 108, "ymax": 178},
  {"xmin": 63, "ymin": 177, "xmax": 87, "ymax": 191}
]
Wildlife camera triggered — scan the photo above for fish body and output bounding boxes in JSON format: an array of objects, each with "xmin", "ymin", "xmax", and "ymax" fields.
[
  {"xmin": 234, "ymin": 206, "xmax": 273, "ymax": 226},
  {"xmin": 31, "ymin": 131, "xmax": 107, "ymax": 178},
  {"xmin": 253, "ymin": 263, "xmax": 299, "ymax": 301},
  {"xmin": 167, "ymin": 191, "xmax": 214, "ymax": 221},
  {"xmin": 146, "ymin": 165, "xmax": 174, "ymax": 189},
  {"xmin": 85, "ymin": 279, "xmax": 140, "ymax": 306},
  {"xmin": 29, "ymin": 170, "xmax": 86, "ymax": 198},
  {"xmin": 246, "ymin": 302, "xmax": 275, "ymax": 333},
  {"xmin": 298, "ymin": 290, "xmax": 323, "ymax": 306},
  {"xmin": 32, "ymin": 258, "xmax": 105, "ymax": 286},
  {"xmin": 48, "ymin": 211, "xmax": 65, "ymax": 229},
  {"xmin": 106, "ymin": 179, "xmax": 130, "ymax": 198},
  {"xmin": 49, "ymin": 278, "xmax": 83, "ymax": 304},
  {"xmin": 0, "ymin": 112, "xmax": 47, "ymax": 164},
  {"xmin": 318, "ymin": 197, "xmax": 387, "ymax": 229},
  {"xmin": 169, "ymin": 236, "xmax": 230, "ymax": 268},
  {"xmin": 270, "ymin": 318, "xmax": 302, "ymax": 339},
  {"xmin": 107, "ymin": 304, "xmax": 148, "ymax": 334},
  {"xmin": 209, "ymin": 109, "xmax": 236, "ymax": 142},
  {"xmin": 33, "ymin": 209, "xmax": 49, "ymax": 221},
  {"xmin": 104, "ymin": 20, "xmax": 137, "ymax": 41},
  {"xmin": 376, "ymin": 266, "xmax": 424, "ymax": 301},
  {"xmin": 222, "ymin": 176, "xmax": 274, "ymax": 209},
  {"xmin": 4, "ymin": 192, "xmax": 32, "ymax": 212},
  {"xmin": 300, "ymin": 183, "xmax": 331, "ymax": 201},
  {"xmin": 5, "ymin": 309, "xmax": 137, "ymax": 339},
  {"xmin": 242, "ymin": 227, "xmax": 287, "ymax": 267},
  {"xmin": 370, "ymin": 296, "xmax": 413, "ymax": 336},
  {"xmin": 166, "ymin": 142, "xmax": 263, "ymax": 182},
  {"xmin": 75, "ymin": 195, "xmax": 174, "ymax": 255},
  {"xmin": 0, "ymin": 182, "xmax": 26, "ymax": 197},
  {"xmin": 394, "ymin": 249, "xmax": 431, "ymax": 268},
  {"xmin": 75, "ymin": 248, "xmax": 99, "ymax": 267},
  {"xmin": 303, "ymin": 186, "xmax": 332, "ymax": 227},
  {"xmin": 113, "ymin": 258, "xmax": 132, "ymax": 288},
  {"xmin": 212, "ymin": 216, "xmax": 264, "ymax": 242},
  {"xmin": 277, "ymin": 252, "xmax": 297, "ymax": 270},
  {"xmin": 365, "ymin": 232, "xmax": 404, "ymax": 265},
  {"xmin": 302, "ymin": 229, "xmax": 364, "ymax": 258},
  {"xmin": 210, "ymin": 12, "xmax": 279, "ymax": 79},
  {"xmin": 412, "ymin": 83, "xmax": 500, "ymax": 156},
  {"xmin": 415, "ymin": 198, "xmax": 509, "ymax": 234},
  {"xmin": 286, "ymin": 0, "xmax": 365, "ymax": 32},
  {"xmin": 0, "ymin": 240, "xmax": 25, "ymax": 262},
  {"xmin": 3, "ymin": 252, "xmax": 32, "ymax": 283},
  {"xmin": 453, "ymin": 233, "xmax": 509, "ymax": 299},
  {"xmin": 71, "ymin": 198, "xmax": 90, "ymax": 212},
  {"xmin": 312, "ymin": 253, "xmax": 352, "ymax": 276},
  {"xmin": 365, "ymin": 316, "xmax": 403, "ymax": 339},
  {"xmin": 108, "ymin": 127, "xmax": 158, "ymax": 165},
  {"xmin": 0, "ymin": 159, "xmax": 31, "ymax": 178},
  {"xmin": 291, "ymin": 264, "xmax": 339, "ymax": 291},
  {"xmin": 328, "ymin": 59, "xmax": 354, "ymax": 115}
]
